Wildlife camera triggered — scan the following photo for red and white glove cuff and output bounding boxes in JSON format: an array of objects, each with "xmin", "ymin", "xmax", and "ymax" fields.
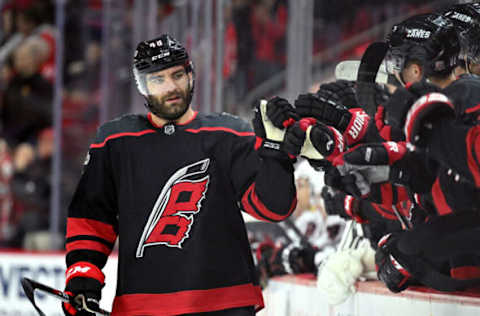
[
  {"xmin": 344, "ymin": 195, "xmax": 367, "ymax": 223},
  {"xmin": 382, "ymin": 141, "xmax": 407, "ymax": 165},
  {"xmin": 344, "ymin": 108, "xmax": 370, "ymax": 146},
  {"xmin": 66, "ymin": 261, "xmax": 105, "ymax": 285}
]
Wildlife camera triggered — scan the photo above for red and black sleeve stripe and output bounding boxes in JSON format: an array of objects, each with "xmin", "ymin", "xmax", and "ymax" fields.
[{"xmin": 241, "ymin": 183, "xmax": 296, "ymax": 222}]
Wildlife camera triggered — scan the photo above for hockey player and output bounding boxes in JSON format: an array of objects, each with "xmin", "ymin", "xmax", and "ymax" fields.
[
  {"xmin": 442, "ymin": 2, "xmax": 480, "ymax": 76},
  {"xmin": 62, "ymin": 34, "xmax": 297, "ymax": 316}
]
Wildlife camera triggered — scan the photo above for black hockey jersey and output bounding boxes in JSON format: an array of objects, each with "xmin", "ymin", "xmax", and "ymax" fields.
[{"xmin": 65, "ymin": 111, "xmax": 297, "ymax": 315}]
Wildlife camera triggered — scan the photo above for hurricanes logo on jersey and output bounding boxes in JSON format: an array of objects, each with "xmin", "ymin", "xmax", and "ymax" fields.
[{"xmin": 136, "ymin": 159, "xmax": 210, "ymax": 258}]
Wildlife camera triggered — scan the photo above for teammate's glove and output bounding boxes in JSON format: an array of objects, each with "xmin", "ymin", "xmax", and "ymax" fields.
[
  {"xmin": 375, "ymin": 233, "xmax": 414, "ymax": 293},
  {"xmin": 383, "ymin": 80, "xmax": 440, "ymax": 130},
  {"xmin": 404, "ymin": 92, "xmax": 455, "ymax": 146},
  {"xmin": 282, "ymin": 118, "xmax": 316, "ymax": 157},
  {"xmin": 308, "ymin": 123, "xmax": 345, "ymax": 161},
  {"xmin": 324, "ymin": 166, "xmax": 370, "ymax": 199},
  {"xmin": 265, "ymin": 96, "xmax": 299, "ymax": 128},
  {"xmin": 332, "ymin": 142, "xmax": 436, "ymax": 194},
  {"xmin": 321, "ymin": 187, "xmax": 365, "ymax": 223},
  {"xmin": 333, "ymin": 142, "xmax": 407, "ymax": 185},
  {"xmin": 62, "ymin": 262, "xmax": 105, "ymax": 316},
  {"xmin": 252, "ymin": 98, "xmax": 296, "ymax": 159},
  {"xmin": 294, "ymin": 93, "xmax": 351, "ymax": 129},
  {"xmin": 294, "ymin": 93, "xmax": 372, "ymax": 146},
  {"xmin": 283, "ymin": 118, "xmax": 345, "ymax": 164},
  {"xmin": 316, "ymin": 80, "xmax": 358, "ymax": 109}
]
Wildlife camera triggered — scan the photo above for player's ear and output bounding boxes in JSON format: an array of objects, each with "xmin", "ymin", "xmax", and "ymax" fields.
[
  {"xmin": 412, "ymin": 63, "xmax": 423, "ymax": 81},
  {"xmin": 188, "ymin": 71, "xmax": 193, "ymax": 87}
]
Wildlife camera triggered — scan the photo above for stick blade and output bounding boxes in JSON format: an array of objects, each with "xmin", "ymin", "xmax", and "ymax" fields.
[{"xmin": 21, "ymin": 278, "xmax": 47, "ymax": 316}]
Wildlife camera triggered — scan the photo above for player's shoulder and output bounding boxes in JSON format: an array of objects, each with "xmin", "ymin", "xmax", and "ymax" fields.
[
  {"xmin": 445, "ymin": 74, "xmax": 480, "ymax": 92},
  {"xmin": 94, "ymin": 114, "xmax": 151, "ymax": 144},
  {"xmin": 196, "ymin": 112, "xmax": 253, "ymax": 133}
]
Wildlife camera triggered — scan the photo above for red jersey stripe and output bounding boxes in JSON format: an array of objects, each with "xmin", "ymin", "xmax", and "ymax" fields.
[
  {"xmin": 247, "ymin": 183, "xmax": 296, "ymax": 221},
  {"xmin": 451, "ymin": 266, "xmax": 480, "ymax": 280},
  {"xmin": 185, "ymin": 127, "xmax": 255, "ymax": 137},
  {"xmin": 466, "ymin": 127, "xmax": 480, "ymax": 187},
  {"xmin": 67, "ymin": 218, "xmax": 117, "ymax": 243},
  {"xmin": 465, "ymin": 104, "xmax": 480, "ymax": 114},
  {"xmin": 241, "ymin": 193, "xmax": 273, "ymax": 222},
  {"xmin": 379, "ymin": 183, "xmax": 393, "ymax": 206},
  {"xmin": 432, "ymin": 177, "xmax": 454, "ymax": 216},
  {"xmin": 65, "ymin": 240, "xmax": 112, "ymax": 255},
  {"xmin": 90, "ymin": 130, "xmax": 156, "ymax": 148},
  {"xmin": 111, "ymin": 283, "xmax": 264, "ymax": 316}
]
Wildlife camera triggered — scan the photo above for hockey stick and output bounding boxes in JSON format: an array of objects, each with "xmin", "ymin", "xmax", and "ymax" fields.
[
  {"xmin": 21, "ymin": 277, "xmax": 110, "ymax": 316},
  {"xmin": 391, "ymin": 205, "xmax": 412, "ymax": 230},
  {"xmin": 280, "ymin": 217, "xmax": 315, "ymax": 249},
  {"xmin": 355, "ymin": 42, "xmax": 389, "ymax": 117}
]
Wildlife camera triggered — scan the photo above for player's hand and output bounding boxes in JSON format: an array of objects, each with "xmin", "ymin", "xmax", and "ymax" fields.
[
  {"xmin": 321, "ymin": 187, "xmax": 364, "ymax": 222},
  {"xmin": 265, "ymin": 96, "xmax": 299, "ymax": 129},
  {"xmin": 282, "ymin": 118, "xmax": 316, "ymax": 157},
  {"xmin": 316, "ymin": 80, "xmax": 358, "ymax": 109},
  {"xmin": 332, "ymin": 141, "xmax": 407, "ymax": 185},
  {"xmin": 294, "ymin": 93, "xmax": 352, "ymax": 131},
  {"xmin": 307, "ymin": 123, "xmax": 345, "ymax": 161},
  {"xmin": 252, "ymin": 98, "xmax": 291, "ymax": 159},
  {"xmin": 375, "ymin": 233, "xmax": 415, "ymax": 293},
  {"xmin": 62, "ymin": 262, "xmax": 104, "ymax": 316}
]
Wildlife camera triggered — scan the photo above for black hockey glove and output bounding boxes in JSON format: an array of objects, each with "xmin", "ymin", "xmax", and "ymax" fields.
[
  {"xmin": 309, "ymin": 123, "xmax": 345, "ymax": 161},
  {"xmin": 375, "ymin": 233, "xmax": 415, "ymax": 293},
  {"xmin": 282, "ymin": 118, "xmax": 314, "ymax": 157},
  {"xmin": 252, "ymin": 98, "xmax": 295, "ymax": 160},
  {"xmin": 295, "ymin": 93, "xmax": 372, "ymax": 146},
  {"xmin": 316, "ymin": 80, "xmax": 358, "ymax": 109},
  {"xmin": 331, "ymin": 141, "xmax": 436, "ymax": 194},
  {"xmin": 294, "ymin": 93, "xmax": 352, "ymax": 130},
  {"xmin": 383, "ymin": 80, "xmax": 440, "ymax": 131},
  {"xmin": 266, "ymin": 96, "xmax": 299, "ymax": 128},
  {"xmin": 321, "ymin": 186, "xmax": 364, "ymax": 222},
  {"xmin": 62, "ymin": 262, "xmax": 104, "ymax": 316},
  {"xmin": 403, "ymin": 92, "xmax": 455, "ymax": 146}
]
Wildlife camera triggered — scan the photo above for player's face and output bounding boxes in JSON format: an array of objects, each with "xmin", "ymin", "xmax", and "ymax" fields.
[
  {"xmin": 145, "ymin": 65, "xmax": 191, "ymax": 120},
  {"xmin": 401, "ymin": 62, "xmax": 422, "ymax": 84},
  {"xmin": 469, "ymin": 62, "xmax": 480, "ymax": 75}
]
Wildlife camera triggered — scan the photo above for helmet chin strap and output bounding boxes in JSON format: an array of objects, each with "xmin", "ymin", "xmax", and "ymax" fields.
[
  {"xmin": 393, "ymin": 71, "xmax": 406, "ymax": 87},
  {"xmin": 465, "ymin": 56, "xmax": 471, "ymax": 75}
]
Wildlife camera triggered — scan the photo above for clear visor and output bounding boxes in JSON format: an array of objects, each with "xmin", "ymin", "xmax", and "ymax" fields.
[{"xmin": 385, "ymin": 51, "xmax": 405, "ymax": 75}]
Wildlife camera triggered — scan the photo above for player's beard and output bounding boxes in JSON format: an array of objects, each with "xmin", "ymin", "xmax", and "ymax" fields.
[{"xmin": 147, "ymin": 86, "xmax": 190, "ymax": 121}]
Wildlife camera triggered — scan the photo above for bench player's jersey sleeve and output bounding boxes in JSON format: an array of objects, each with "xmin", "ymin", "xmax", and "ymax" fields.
[
  {"xmin": 429, "ymin": 120, "xmax": 480, "ymax": 189},
  {"xmin": 213, "ymin": 114, "xmax": 297, "ymax": 222},
  {"xmin": 65, "ymin": 122, "xmax": 119, "ymax": 269}
]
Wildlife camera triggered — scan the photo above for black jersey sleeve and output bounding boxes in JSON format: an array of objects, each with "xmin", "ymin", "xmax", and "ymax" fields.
[
  {"xmin": 217, "ymin": 115, "xmax": 297, "ymax": 222},
  {"xmin": 65, "ymin": 124, "xmax": 119, "ymax": 269},
  {"xmin": 428, "ymin": 120, "xmax": 480, "ymax": 188}
]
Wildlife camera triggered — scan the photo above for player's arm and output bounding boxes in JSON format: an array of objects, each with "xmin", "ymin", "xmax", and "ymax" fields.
[
  {"xmin": 402, "ymin": 91, "xmax": 480, "ymax": 188},
  {"xmin": 427, "ymin": 121, "xmax": 480, "ymax": 188},
  {"xmin": 226, "ymin": 98, "xmax": 297, "ymax": 222},
  {"xmin": 62, "ymin": 125, "xmax": 118, "ymax": 315}
]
